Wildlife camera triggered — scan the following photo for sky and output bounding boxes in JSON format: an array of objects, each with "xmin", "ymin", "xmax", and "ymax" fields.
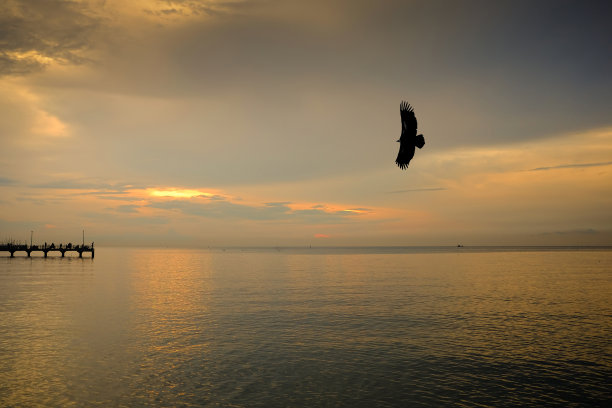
[{"xmin": 1, "ymin": 0, "xmax": 611, "ymax": 247}]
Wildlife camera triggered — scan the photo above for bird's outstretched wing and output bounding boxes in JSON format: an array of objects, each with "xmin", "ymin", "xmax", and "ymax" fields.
[
  {"xmin": 395, "ymin": 142, "xmax": 415, "ymax": 170},
  {"xmin": 400, "ymin": 101, "xmax": 417, "ymax": 137}
]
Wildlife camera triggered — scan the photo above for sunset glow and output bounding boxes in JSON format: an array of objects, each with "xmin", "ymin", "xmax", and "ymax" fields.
[
  {"xmin": 0, "ymin": 0, "xmax": 610, "ymax": 246},
  {"xmin": 148, "ymin": 189, "xmax": 215, "ymax": 199}
]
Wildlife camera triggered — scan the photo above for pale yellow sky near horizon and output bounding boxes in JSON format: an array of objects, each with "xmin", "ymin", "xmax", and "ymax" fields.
[{"xmin": 1, "ymin": 0, "xmax": 611, "ymax": 246}]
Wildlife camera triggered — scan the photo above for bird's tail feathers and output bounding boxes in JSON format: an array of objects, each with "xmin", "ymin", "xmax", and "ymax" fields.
[{"xmin": 416, "ymin": 134, "xmax": 425, "ymax": 149}]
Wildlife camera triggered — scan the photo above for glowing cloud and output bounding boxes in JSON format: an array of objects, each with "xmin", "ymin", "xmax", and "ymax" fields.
[
  {"xmin": 31, "ymin": 110, "xmax": 68, "ymax": 138},
  {"xmin": 148, "ymin": 189, "xmax": 215, "ymax": 199},
  {"xmin": 339, "ymin": 209, "xmax": 370, "ymax": 214},
  {"xmin": 4, "ymin": 50, "xmax": 56, "ymax": 66}
]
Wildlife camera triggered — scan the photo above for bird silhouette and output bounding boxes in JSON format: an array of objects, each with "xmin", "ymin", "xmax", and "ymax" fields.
[{"xmin": 395, "ymin": 101, "xmax": 425, "ymax": 169}]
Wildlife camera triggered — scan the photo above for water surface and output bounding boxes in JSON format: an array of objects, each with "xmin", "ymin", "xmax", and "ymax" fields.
[{"xmin": 1, "ymin": 247, "xmax": 610, "ymax": 406}]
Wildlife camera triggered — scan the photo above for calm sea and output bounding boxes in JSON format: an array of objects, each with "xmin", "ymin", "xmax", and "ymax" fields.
[{"xmin": 1, "ymin": 247, "xmax": 610, "ymax": 407}]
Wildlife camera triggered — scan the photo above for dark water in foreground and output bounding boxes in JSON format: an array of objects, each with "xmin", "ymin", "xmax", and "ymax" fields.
[{"xmin": 1, "ymin": 247, "xmax": 610, "ymax": 407}]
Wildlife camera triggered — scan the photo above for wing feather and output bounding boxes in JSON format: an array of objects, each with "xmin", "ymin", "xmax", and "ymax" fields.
[{"xmin": 400, "ymin": 101, "xmax": 417, "ymax": 137}]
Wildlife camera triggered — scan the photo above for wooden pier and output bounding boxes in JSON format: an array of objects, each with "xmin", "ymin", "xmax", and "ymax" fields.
[{"xmin": 0, "ymin": 242, "xmax": 94, "ymax": 258}]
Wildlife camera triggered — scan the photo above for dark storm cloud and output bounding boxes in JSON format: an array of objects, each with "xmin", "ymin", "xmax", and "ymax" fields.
[{"xmin": 0, "ymin": 0, "xmax": 99, "ymax": 75}]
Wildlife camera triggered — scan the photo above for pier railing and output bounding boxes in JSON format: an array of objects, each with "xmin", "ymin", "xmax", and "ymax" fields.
[{"xmin": 0, "ymin": 242, "xmax": 94, "ymax": 258}]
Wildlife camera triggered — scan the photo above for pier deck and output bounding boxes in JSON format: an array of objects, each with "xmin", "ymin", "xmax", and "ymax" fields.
[{"xmin": 0, "ymin": 243, "xmax": 94, "ymax": 258}]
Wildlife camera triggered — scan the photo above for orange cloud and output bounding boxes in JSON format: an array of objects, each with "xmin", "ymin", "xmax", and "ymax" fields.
[{"xmin": 147, "ymin": 188, "xmax": 219, "ymax": 199}]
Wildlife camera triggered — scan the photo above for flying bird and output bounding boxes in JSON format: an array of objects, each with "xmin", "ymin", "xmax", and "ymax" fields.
[{"xmin": 395, "ymin": 101, "xmax": 425, "ymax": 169}]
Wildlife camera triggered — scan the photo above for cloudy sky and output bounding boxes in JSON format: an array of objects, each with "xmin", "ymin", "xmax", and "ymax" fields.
[{"xmin": 1, "ymin": 0, "xmax": 611, "ymax": 247}]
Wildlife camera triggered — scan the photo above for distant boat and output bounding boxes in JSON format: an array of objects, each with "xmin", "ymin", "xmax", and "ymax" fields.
[{"xmin": 457, "ymin": 244, "xmax": 464, "ymax": 248}]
